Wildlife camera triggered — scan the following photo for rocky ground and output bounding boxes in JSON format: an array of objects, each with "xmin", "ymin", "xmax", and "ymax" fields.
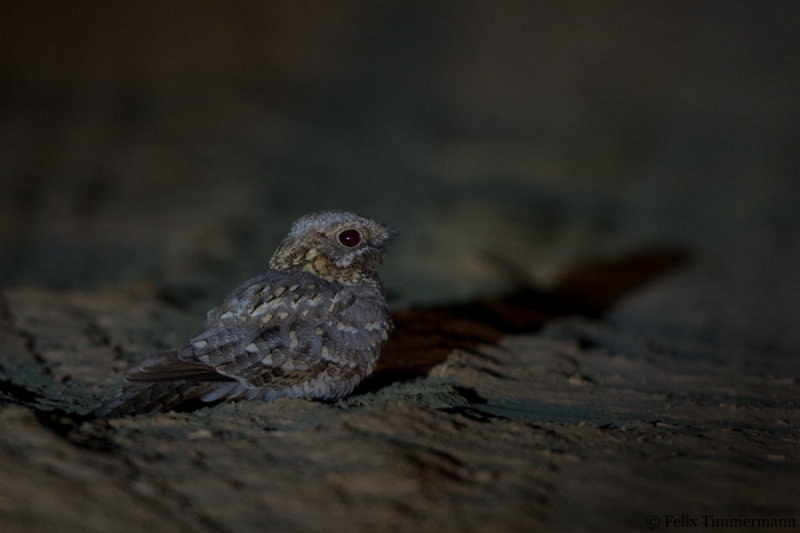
[{"xmin": 1, "ymin": 3, "xmax": 799, "ymax": 532}]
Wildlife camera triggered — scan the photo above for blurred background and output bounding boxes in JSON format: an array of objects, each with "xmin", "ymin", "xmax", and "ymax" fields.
[
  {"xmin": 1, "ymin": 1, "xmax": 799, "ymax": 308},
  {"xmin": 2, "ymin": 5, "xmax": 800, "ymax": 529}
]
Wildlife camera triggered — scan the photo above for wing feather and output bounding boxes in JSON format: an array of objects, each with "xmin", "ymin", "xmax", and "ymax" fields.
[
  {"xmin": 176, "ymin": 271, "xmax": 338, "ymax": 389},
  {"xmin": 125, "ymin": 350, "xmax": 235, "ymax": 382},
  {"xmin": 124, "ymin": 271, "xmax": 382, "ymax": 396}
]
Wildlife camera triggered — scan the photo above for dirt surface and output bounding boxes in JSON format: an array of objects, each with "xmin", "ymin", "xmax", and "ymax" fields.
[{"xmin": 1, "ymin": 3, "xmax": 799, "ymax": 532}]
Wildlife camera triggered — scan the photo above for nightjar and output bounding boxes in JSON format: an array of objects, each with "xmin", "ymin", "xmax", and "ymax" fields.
[{"xmin": 97, "ymin": 210, "xmax": 396, "ymax": 416}]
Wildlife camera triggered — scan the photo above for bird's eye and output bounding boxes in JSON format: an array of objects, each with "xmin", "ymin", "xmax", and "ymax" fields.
[{"xmin": 337, "ymin": 229, "xmax": 362, "ymax": 247}]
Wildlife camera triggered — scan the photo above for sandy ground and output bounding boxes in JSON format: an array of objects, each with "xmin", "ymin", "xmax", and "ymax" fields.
[{"xmin": 1, "ymin": 3, "xmax": 799, "ymax": 531}]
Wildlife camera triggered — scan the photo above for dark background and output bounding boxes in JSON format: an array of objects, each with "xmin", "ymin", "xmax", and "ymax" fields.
[
  {"xmin": 1, "ymin": 2, "xmax": 799, "ymax": 531},
  {"xmin": 3, "ymin": 2, "xmax": 798, "ymax": 305}
]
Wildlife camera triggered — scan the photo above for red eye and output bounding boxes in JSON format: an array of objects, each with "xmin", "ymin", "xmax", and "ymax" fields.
[{"xmin": 337, "ymin": 229, "xmax": 362, "ymax": 247}]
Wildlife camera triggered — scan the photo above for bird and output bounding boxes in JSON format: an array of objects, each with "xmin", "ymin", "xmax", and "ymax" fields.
[{"xmin": 96, "ymin": 210, "xmax": 397, "ymax": 416}]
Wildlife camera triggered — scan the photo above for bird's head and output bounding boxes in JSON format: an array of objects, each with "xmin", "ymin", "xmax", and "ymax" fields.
[{"xmin": 269, "ymin": 210, "xmax": 397, "ymax": 284}]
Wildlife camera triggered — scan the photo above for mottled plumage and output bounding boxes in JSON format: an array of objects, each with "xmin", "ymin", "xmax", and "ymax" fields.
[{"xmin": 97, "ymin": 211, "xmax": 396, "ymax": 416}]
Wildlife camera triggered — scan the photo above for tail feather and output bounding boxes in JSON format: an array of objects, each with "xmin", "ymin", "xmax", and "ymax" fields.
[
  {"xmin": 200, "ymin": 382, "xmax": 242, "ymax": 402},
  {"xmin": 125, "ymin": 349, "xmax": 226, "ymax": 382},
  {"xmin": 94, "ymin": 380, "xmax": 213, "ymax": 417},
  {"xmin": 95, "ymin": 349, "xmax": 239, "ymax": 417}
]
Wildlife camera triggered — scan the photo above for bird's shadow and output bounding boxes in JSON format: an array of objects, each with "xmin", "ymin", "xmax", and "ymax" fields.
[{"xmin": 355, "ymin": 246, "xmax": 691, "ymax": 395}]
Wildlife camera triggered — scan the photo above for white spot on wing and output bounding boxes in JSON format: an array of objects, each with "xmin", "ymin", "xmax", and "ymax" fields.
[
  {"xmin": 251, "ymin": 302, "xmax": 271, "ymax": 315},
  {"xmin": 328, "ymin": 291, "xmax": 341, "ymax": 312},
  {"xmin": 336, "ymin": 322, "xmax": 357, "ymax": 333}
]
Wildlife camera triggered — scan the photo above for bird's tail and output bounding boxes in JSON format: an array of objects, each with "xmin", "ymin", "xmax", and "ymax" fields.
[
  {"xmin": 94, "ymin": 380, "xmax": 212, "ymax": 417},
  {"xmin": 95, "ymin": 349, "xmax": 241, "ymax": 417}
]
